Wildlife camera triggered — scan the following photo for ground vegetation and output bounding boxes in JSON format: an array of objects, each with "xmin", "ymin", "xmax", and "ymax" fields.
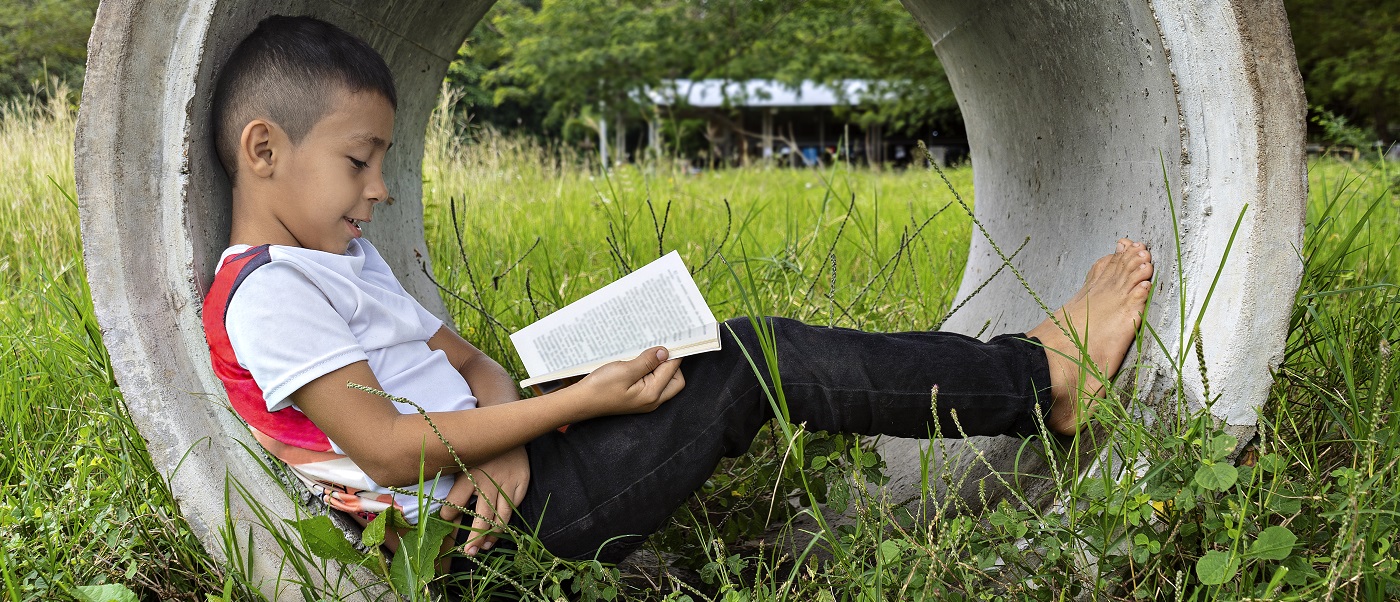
[{"xmin": 2, "ymin": 94, "xmax": 1398, "ymax": 601}]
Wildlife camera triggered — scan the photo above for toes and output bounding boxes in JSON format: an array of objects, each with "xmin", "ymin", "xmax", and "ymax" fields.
[
  {"xmin": 1088, "ymin": 254, "xmax": 1113, "ymax": 282},
  {"xmin": 1093, "ymin": 240, "xmax": 1154, "ymax": 288},
  {"xmin": 1137, "ymin": 262, "xmax": 1154, "ymax": 283},
  {"xmin": 1131, "ymin": 278, "xmax": 1153, "ymax": 300}
]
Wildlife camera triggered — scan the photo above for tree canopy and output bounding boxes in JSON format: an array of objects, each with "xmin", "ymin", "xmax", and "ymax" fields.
[
  {"xmin": 0, "ymin": 0, "xmax": 97, "ymax": 101},
  {"xmin": 2, "ymin": 0, "xmax": 1394, "ymax": 146},
  {"xmin": 1285, "ymin": 0, "xmax": 1400, "ymax": 143},
  {"xmin": 449, "ymin": 0, "xmax": 961, "ymax": 140}
]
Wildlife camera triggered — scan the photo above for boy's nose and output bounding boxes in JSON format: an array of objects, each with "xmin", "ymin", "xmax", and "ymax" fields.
[{"xmin": 366, "ymin": 178, "xmax": 390, "ymax": 205}]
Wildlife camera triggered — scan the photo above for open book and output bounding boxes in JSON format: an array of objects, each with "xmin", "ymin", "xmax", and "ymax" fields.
[{"xmin": 510, "ymin": 251, "xmax": 720, "ymax": 391}]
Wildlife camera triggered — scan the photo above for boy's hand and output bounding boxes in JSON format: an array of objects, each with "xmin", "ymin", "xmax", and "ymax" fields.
[
  {"xmin": 575, "ymin": 347, "xmax": 686, "ymax": 416},
  {"xmin": 440, "ymin": 445, "xmax": 530, "ymax": 556}
]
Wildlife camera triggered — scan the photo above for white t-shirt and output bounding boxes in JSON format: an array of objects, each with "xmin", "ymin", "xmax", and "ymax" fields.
[{"xmin": 219, "ymin": 238, "xmax": 476, "ymax": 521}]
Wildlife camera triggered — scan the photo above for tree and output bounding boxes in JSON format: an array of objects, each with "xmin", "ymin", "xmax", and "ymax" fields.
[
  {"xmin": 0, "ymin": 0, "xmax": 99, "ymax": 102},
  {"xmin": 1285, "ymin": 0, "xmax": 1400, "ymax": 143},
  {"xmin": 759, "ymin": 0, "xmax": 960, "ymax": 134},
  {"xmin": 450, "ymin": 0, "xmax": 960, "ymax": 145}
]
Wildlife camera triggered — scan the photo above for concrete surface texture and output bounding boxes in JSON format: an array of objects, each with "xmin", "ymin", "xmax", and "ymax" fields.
[{"xmin": 74, "ymin": 0, "xmax": 1305, "ymax": 596}]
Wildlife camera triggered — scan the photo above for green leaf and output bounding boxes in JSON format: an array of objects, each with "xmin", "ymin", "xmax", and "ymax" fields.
[
  {"xmin": 1257, "ymin": 453, "xmax": 1287, "ymax": 473},
  {"xmin": 1247, "ymin": 526, "xmax": 1297, "ymax": 561},
  {"xmin": 878, "ymin": 540, "xmax": 903, "ymax": 563},
  {"xmin": 1195, "ymin": 550, "xmax": 1239, "ymax": 585},
  {"xmin": 285, "ymin": 515, "xmax": 371, "ymax": 568},
  {"xmin": 389, "ymin": 543, "xmax": 426, "ymax": 594},
  {"xmin": 1081, "ymin": 479, "xmax": 1107, "ymax": 500},
  {"xmin": 1282, "ymin": 555, "xmax": 1320, "ymax": 585},
  {"xmin": 72, "ymin": 584, "xmax": 139, "ymax": 602},
  {"xmin": 1265, "ymin": 492, "xmax": 1302, "ymax": 515},
  {"xmin": 1207, "ymin": 435, "xmax": 1238, "ymax": 461},
  {"xmin": 389, "ymin": 516, "xmax": 456, "ymax": 595},
  {"xmin": 362, "ymin": 510, "xmax": 389, "ymax": 548},
  {"xmin": 1193, "ymin": 462, "xmax": 1238, "ymax": 491}
]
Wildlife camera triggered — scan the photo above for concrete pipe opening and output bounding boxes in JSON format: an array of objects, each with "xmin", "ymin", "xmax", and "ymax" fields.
[{"xmin": 76, "ymin": 0, "xmax": 1305, "ymax": 596}]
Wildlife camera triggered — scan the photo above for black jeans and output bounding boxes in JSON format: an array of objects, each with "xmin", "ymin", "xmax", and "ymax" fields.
[{"xmin": 461, "ymin": 316, "xmax": 1053, "ymax": 566}]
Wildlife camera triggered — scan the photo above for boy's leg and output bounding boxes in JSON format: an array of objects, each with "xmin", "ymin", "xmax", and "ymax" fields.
[
  {"xmin": 508, "ymin": 239, "xmax": 1153, "ymax": 562},
  {"xmin": 510, "ymin": 316, "xmax": 1054, "ymax": 562}
]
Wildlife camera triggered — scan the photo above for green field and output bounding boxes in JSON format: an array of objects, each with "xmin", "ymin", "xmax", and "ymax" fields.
[{"xmin": 2, "ymin": 97, "xmax": 1398, "ymax": 601}]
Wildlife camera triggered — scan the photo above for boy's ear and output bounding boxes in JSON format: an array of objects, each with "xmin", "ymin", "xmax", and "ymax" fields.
[{"xmin": 238, "ymin": 119, "xmax": 282, "ymax": 179}]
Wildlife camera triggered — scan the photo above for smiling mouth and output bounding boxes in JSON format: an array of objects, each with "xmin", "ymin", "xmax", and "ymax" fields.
[{"xmin": 345, "ymin": 217, "xmax": 363, "ymax": 236}]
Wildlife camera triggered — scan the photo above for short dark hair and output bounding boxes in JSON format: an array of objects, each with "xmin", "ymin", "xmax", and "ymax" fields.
[{"xmin": 211, "ymin": 15, "xmax": 398, "ymax": 178}]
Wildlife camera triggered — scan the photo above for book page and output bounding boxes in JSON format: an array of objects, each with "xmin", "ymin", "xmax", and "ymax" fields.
[
  {"xmin": 520, "ymin": 323, "xmax": 719, "ymax": 389},
  {"xmin": 510, "ymin": 252, "xmax": 716, "ymax": 380}
]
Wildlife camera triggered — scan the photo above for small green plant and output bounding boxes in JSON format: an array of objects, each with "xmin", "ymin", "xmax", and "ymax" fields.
[{"xmin": 1310, "ymin": 105, "xmax": 1377, "ymax": 155}]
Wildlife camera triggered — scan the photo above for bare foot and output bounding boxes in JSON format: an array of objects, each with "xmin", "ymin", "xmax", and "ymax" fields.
[{"xmin": 1026, "ymin": 238, "xmax": 1153, "ymax": 435}]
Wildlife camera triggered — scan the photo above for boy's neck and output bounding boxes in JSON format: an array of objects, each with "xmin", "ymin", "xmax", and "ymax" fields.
[{"xmin": 228, "ymin": 185, "xmax": 298, "ymax": 250}]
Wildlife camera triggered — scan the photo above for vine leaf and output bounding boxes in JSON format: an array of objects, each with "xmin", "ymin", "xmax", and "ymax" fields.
[
  {"xmin": 1247, "ymin": 526, "xmax": 1298, "ymax": 561},
  {"xmin": 285, "ymin": 515, "xmax": 373, "ymax": 568},
  {"xmin": 1196, "ymin": 550, "xmax": 1240, "ymax": 585},
  {"xmin": 71, "ymin": 584, "xmax": 138, "ymax": 602},
  {"xmin": 1193, "ymin": 462, "xmax": 1239, "ymax": 492}
]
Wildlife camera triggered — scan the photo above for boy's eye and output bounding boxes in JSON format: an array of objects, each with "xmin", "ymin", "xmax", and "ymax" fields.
[{"xmin": 348, "ymin": 157, "xmax": 368, "ymax": 170}]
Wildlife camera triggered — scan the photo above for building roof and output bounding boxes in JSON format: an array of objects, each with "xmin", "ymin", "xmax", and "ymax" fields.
[{"xmin": 646, "ymin": 79, "xmax": 883, "ymax": 108}]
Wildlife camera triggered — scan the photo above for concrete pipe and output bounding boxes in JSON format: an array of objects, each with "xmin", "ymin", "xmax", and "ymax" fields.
[{"xmin": 75, "ymin": 0, "xmax": 1304, "ymax": 596}]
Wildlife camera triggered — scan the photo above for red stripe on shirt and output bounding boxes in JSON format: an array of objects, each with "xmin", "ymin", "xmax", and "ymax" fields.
[{"xmin": 202, "ymin": 246, "xmax": 334, "ymax": 453}]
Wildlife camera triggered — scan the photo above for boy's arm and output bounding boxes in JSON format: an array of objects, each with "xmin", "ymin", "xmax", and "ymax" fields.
[
  {"xmin": 421, "ymin": 326, "xmax": 529, "ymax": 555},
  {"xmin": 425, "ymin": 326, "xmax": 518, "ymax": 408},
  {"xmin": 424, "ymin": 325, "xmax": 526, "ymax": 553},
  {"xmin": 288, "ymin": 347, "xmax": 684, "ymax": 488}
]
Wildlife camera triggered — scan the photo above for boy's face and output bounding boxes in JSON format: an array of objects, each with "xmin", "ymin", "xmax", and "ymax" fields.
[{"xmin": 270, "ymin": 89, "xmax": 395, "ymax": 254}]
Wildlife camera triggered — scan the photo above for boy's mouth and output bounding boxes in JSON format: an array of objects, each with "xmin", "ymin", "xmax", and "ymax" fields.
[{"xmin": 345, "ymin": 217, "xmax": 363, "ymax": 236}]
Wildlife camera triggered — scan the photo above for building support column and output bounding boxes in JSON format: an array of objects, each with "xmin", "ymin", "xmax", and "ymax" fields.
[{"xmin": 761, "ymin": 109, "xmax": 774, "ymax": 165}]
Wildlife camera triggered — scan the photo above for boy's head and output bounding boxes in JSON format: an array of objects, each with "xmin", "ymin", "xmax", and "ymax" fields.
[{"xmin": 212, "ymin": 15, "xmax": 398, "ymax": 181}]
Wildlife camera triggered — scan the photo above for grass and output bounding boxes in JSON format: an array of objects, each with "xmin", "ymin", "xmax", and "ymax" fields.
[
  {"xmin": 1, "ymin": 94, "xmax": 1397, "ymax": 600},
  {"xmin": 0, "ymin": 95, "xmax": 223, "ymax": 599}
]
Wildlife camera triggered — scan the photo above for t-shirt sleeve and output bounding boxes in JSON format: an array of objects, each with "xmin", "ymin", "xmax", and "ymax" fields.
[
  {"xmin": 358, "ymin": 240, "xmax": 443, "ymax": 340},
  {"xmin": 409, "ymin": 295, "xmax": 444, "ymax": 340},
  {"xmin": 225, "ymin": 262, "xmax": 369, "ymax": 412}
]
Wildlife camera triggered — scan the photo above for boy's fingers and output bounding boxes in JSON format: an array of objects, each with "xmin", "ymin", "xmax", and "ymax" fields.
[
  {"xmin": 489, "ymin": 492, "xmax": 513, "ymax": 547},
  {"xmin": 624, "ymin": 346, "xmax": 669, "ymax": 379},
  {"xmin": 440, "ymin": 481, "xmax": 476, "ymax": 522},
  {"xmin": 646, "ymin": 359, "xmax": 682, "ymax": 398},
  {"xmin": 659, "ymin": 369, "xmax": 686, "ymax": 401},
  {"xmin": 479, "ymin": 479, "xmax": 524, "ymax": 552},
  {"xmin": 466, "ymin": 493, "xmax": 497, "ymax": 555}
]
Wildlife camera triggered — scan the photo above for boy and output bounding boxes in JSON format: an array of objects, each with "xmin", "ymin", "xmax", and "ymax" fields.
[{"xmin": 203, "ymin": 15, "xmax": 1153, "ymax": 567}]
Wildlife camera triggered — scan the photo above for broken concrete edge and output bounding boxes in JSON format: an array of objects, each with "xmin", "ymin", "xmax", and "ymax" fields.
[
  {"xmin": 1150, "ymin": 0, "xmax": 1305, "ymax": 428},
  {"xmin": 76, "ymin": 1, "xmax": 390, "ymax": 598},
  {"xmin": 874, "ymin": 0, "xmax": 1304, "ymax": 515}
]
